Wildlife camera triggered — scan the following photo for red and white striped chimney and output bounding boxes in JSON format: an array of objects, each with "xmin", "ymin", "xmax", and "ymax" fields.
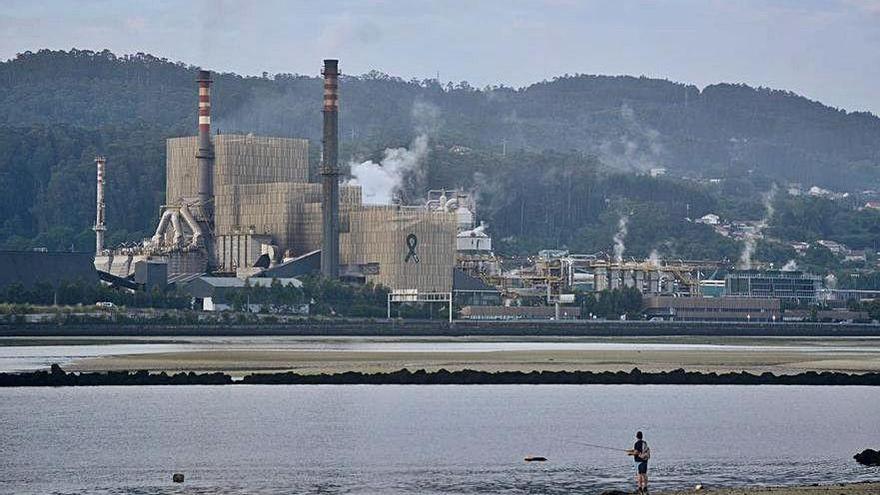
[{"xmin": 196, "ymin": 70, "xmax": 214, "ymax": 213}]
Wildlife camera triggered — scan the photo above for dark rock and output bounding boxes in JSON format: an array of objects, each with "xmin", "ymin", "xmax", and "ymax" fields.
[
  {"xmin": 854, "ymin": 448, "xmax": 880, "ymax": 466},
  {"xmin": 172, "ymin": 473, "xmax": 184, "ymax": 483}
]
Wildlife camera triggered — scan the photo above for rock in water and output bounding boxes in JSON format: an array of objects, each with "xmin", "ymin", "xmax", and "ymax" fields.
[
  {"xmin": 172, "ymin": 473, "xmax": 185, "ymax": 483},
  {"xmin": 524, "ymin": 456, "xmax": 547, "ymax": 462},
  {"xmin": 854, "ymin": 449, "xmax": 880, "ymax": 466}
]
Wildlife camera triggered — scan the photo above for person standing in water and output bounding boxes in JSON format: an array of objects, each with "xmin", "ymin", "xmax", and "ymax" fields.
[{"xmin": 627, "ymin": 431, "xmax": 650, "ymax": 494}]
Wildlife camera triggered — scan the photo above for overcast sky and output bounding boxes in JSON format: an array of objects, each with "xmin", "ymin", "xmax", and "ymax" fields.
[{"xmin": 2, "ymin": 0, "xmax": 879, "ymax": 114}]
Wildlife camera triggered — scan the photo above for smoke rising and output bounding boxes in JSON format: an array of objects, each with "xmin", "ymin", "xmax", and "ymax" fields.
[
  {"xmin": 825, "ymin": 273, "xmax": 837, "ymax": 289},
  {"xmin": 346, "ymin": 135, "xmax": 429, "ymax": 204},
  {"xmin": 647, "ymin": 249, "xmax": 661, "ymax": 267},
  {"xmin": 781, "ymin": 259, "xmax": 798, "ymax": 271},
  {"xmin": 738, "ymin": 184, "xmax": 777, "ymax": 270},
  {"xmin": 613, "ymin": 215, "xmax": 629, "ymax": 263}
]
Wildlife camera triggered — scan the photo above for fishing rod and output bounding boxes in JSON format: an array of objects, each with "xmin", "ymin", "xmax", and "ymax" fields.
[
  {"xmin": 525, "ymin": 439, "xmax": 630, "ymax": 462},
  {"xmin": 567, "ymin": 440, "xmax": 629, "ymax": 452},
  {"xmin": 525, "ymin": 439, "xmax": 631, "ymax": 462}
]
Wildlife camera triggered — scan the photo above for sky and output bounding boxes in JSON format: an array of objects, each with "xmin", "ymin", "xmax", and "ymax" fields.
[{"xmin": 2, "ymin": 0, "xmax": 879, "ymax": 114}]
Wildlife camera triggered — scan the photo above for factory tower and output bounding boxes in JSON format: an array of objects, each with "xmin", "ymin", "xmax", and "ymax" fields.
[
  {"xmin": 93, "ymin": 156, "xmax": 106, "ymax": 255},
  {"xmin": 320, "ymin": 59, "xmax": 340, "ymax": 278}
]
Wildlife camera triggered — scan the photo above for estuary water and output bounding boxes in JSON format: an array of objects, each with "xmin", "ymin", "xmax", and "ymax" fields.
[{"xmin": 1, "ymin": 385, "xmax": 879, "ymax": 494}]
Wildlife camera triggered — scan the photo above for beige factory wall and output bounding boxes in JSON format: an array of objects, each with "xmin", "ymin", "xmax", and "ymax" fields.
[
  {"xmin": 215, "ymin": 183, "xmax": 363, "ymax": 258},
  {"xmin": 287, "ymin": 186, "xmax": 363, "ymax": 256},
  {"xmin": 342, "ymin": 206, "xmax": 456, "ymax": 293},
  {"xmin": 166, "ymin": 135, "xmax": 309, "ymax": 204},
  {"xmin": 166, "ymin": 137, "xmax": 198, "ymax": 204}
]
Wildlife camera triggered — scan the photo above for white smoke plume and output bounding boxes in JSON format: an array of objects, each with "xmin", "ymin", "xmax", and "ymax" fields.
[
  {"xmin": 647, "ymin": 249, "xmax": 661, "ymax": 267},
  {"xmin": 346, "ymin": 135, "xmax": 429, "ymax": 204},
  {"xmin": 781, "ymin": 259, "xmax": 798, "ymax": 271},
  {"xmin": 613, "ymin": 215, "xmax": 629, "ymax": 263},
  {"xmin": 738, "ymin": 184, "xmax": 778, "ymax": 270},
  {"xmin": 825, "ymin": 273, "xmax": 837, "ymax": 289}
]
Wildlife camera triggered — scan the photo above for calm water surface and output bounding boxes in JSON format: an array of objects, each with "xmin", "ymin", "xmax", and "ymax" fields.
[{"xmin": 1, "ymin": 385, "xmax": 879, "ymax": 494}]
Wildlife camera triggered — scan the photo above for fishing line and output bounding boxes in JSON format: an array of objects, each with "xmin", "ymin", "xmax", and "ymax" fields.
[{"xmin": 567, "ymin": 440, "xmax": 629, "ymax": 452}]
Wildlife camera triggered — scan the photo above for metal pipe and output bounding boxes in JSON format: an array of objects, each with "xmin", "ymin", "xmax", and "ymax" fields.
[
  {"xmin": 179, "ymin": 204, "xmax": 203, "ymax": 247},
  {"xmin": 170, "ymin": 210, "xmax": 183, "ymax": 246},
  {"xmin": 151, "ymin": 210, "xmax": 173, "ymax": 245},
  {"xmin": 93, "ymin": 156, "xmax": 106, "ymax": 254},
  {"xmin": 196, "ymin": 70, "xmax": 214, "ymax": 215},
  {"xmin": 320, "ymin": 59, "xmax": 340, "ymax": 278}
]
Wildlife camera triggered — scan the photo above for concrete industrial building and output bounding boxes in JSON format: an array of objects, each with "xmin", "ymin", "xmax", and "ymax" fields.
[{"xmin": 96, "ymin": 60, "xmax": 457, "ymax": 295}]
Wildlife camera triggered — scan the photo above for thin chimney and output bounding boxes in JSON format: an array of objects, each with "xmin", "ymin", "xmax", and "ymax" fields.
[
  {"xmin": 196, "ymin": 69, "xmax": 214, "ymax": 217},
  {"xmin": 320, "ymin": 59, "xmax": 340, "ymax": 278},
  {"xmin": 93, "ymin": 156, "xmax": 106, "ymax": 255}
]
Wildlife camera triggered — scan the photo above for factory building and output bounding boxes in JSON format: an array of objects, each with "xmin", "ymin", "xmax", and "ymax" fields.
[
  {"xmin": 725, "ymin": 270, "xmax": 821, "ymax": 304},
  {"xmin": 0, "ymin": 251, "xmax": 98, "ymax": 291},
  {"xmin": 95, "ymin": 59, "xmax": 457, "ymax": 295},
  {"xmin": 643, "ymin": 296, "xmax": 781, "ymax": 322}
]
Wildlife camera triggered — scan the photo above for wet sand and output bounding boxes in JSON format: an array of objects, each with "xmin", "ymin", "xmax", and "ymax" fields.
[
  {"xmin": 660, "ymin": 482, "xmax": 880, "ymax": 495},
  {"xmin": 53, "ymin": 336, "xmax": 880, "ymax": 376}
]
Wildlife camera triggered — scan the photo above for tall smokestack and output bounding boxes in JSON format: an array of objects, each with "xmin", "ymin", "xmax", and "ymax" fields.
[
  {"xmin": 93, "ymin": 156, "xmax": 106, "ymax": 254},
  {"xmin": 196, "ymin": 69, "xmax": 214, "ymax": 216},
  {"xmin": 321, "ymin": 59, "xmax": 340, "ymax": 278}
]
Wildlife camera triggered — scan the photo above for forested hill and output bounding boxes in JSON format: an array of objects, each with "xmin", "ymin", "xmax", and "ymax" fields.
[
  {"xmin": 4, "ymin": 49, "xmax": 880, "ymax": 188},
  {"xmin": 1, "ymin": 49, "xmax": 879, "ymax": 258}
]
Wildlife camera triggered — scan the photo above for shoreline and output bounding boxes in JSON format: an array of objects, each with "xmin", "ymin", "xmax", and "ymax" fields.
[
  {"xmin": 656, "ymin": 482, "xmax": 880, "ymax": 495},
  {"xmin": 3, "ymin": 365, "xmax": 880, "ymax": 387},
  {"xmin": 2, "ymin": 320, "xmax": 880, "ymax": 338}
]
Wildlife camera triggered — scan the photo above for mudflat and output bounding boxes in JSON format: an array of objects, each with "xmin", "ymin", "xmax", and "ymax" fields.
[{"xmin": 41, "ymin": 335, "xmax": 880, "ymax": 376}]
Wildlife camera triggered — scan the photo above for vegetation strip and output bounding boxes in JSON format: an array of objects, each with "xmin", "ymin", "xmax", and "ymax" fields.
[{"xmin": 3, "ymin": 364, "xmax": 880, "ymax": 387}]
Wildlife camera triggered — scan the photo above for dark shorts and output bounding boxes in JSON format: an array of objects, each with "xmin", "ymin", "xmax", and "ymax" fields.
[{"xmin": 637, "ymin": 461, "xmax": 648, "ymax": 474}]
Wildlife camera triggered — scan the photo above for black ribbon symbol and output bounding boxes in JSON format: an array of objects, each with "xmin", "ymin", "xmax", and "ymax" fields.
[{"xmin": 404, "ymin": 233, "xmax": 420, "ymax": 263}]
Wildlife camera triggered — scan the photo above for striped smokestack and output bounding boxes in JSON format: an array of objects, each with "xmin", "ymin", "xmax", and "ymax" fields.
[
  {"xmin": 320, "ymin": 59, "xmax": 340, "ymax": 278},
  {"xmin": 196, "ymin": 69, "xmax": 214, "ymax": 215}
]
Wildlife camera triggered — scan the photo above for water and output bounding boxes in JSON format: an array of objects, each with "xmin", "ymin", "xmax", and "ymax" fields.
[
  {"xmin": 2, "ymin": 336, "xmax": 879, "ymax": 372},
  {"xmin": 1, "ymin": 385, "xmax": 879, "ymax": 494}
]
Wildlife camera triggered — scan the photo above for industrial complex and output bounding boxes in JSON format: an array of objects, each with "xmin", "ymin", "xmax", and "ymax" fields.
[
  {"xmin": 94, "ymin": 60, "xmax": 459, "ymax": 302},
  {"xmin": 1, "ymin": 58, "xmax": 874, "ymax": 324}
]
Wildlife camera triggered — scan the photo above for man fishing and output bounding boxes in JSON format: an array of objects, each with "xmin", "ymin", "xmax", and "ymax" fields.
[{"xmin": 626, "ymin": 431, "xmax": 650, "ymax": 494}]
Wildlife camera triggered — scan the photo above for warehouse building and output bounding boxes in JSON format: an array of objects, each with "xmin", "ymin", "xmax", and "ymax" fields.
[
  {"xmin": 725, "ymin": 270, "xmax": 821, "ymax": 304},
  {"xmin": 643, "ymin": 296, "xmax": 781, "ymax": 322},
  {"xmin": 0, "ymin": 251, "xmax": 98, "ymax": 290}
]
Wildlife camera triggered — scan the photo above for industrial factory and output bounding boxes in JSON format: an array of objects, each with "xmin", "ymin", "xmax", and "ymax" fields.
[
  {"xmin": 95, "ymin": 60, "xmax": 458, "ymax": 297},
  {"xmin": 78, "ymin": 59, "xmax": 870, "ymax": 323}
]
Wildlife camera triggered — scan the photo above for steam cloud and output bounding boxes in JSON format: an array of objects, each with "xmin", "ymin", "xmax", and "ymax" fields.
[
  {"xmin": 738, "ymin": 184, "xmax": 777, "ymax": 270},
  {"xmin": 613, "ymin": 215, "xmax": 629, "ymax": 263},
  {"xmin": 781, "ymin": 259, "xmax": 798, "ymax": 271},
  {"xmin": 346, "ymin": 135, "xmax": 429, "ymax": 204},
  {"xmin": 647, "ymin": 249, "xmax": 661, "ymax": 267}
]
